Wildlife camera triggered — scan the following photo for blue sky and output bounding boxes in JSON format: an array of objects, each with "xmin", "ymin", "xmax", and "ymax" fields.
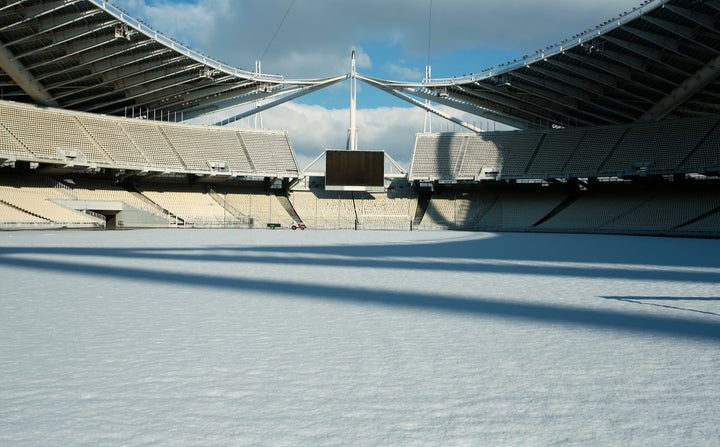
[{"xmin": 112, "ymin": 0, "xmax": 646, "ymax": 166}]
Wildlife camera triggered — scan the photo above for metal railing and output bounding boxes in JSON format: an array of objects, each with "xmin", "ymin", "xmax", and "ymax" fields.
[{"xmin": 207, "ymin": 189, "xmax": 254, "ymax": 225}]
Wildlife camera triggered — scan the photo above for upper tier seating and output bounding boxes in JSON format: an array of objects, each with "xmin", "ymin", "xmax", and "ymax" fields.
[
  {"xmin": 0, "ymin": 100, "xmax": 299, "ymax": 177},
  {"xmin": 409, "ymin": 116, "xmax": 720, "ymax": 181}
]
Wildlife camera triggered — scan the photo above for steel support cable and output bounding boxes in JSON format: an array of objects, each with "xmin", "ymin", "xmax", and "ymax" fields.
[
  {"xmin": 259, "ymin": 0, "xmax": 297, "ymax": 62},
  {"xmin": 426, "ymin": 0, "xmax": 433, "ymax": 68}
]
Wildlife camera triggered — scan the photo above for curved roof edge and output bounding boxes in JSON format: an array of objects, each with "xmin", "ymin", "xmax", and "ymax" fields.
[
  {"xmin": 378, "ymin": 0, "xmax": 671, "ymax": 88},
  {"xmin": 88, "ymin": 0, "xmax": 331, "ymax": 85},
  {"xmin": 369, "ymin": 0, "xmax": 720, "ymax": 129}
]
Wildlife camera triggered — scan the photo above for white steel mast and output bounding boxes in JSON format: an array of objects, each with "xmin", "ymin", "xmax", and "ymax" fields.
[
  {"xmin": 423, "ymin": 65, "xmax": 432, "ymax": 132},
  {"xmin": 347, "ymin": 50, "xmax": 358, "ymax": 151},
  {"xmin": 254, "ymin": 60, "xmax": 264, "ymax": 129}
]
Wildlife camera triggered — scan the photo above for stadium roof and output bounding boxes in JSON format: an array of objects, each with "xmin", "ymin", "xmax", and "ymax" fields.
[
  {"xmin": 1, "ymin": 0, "xmax": 719, "ymax": 129},
  {"xmin": 0, "ymin": 0, "xmax": 346, "ymax": 119},
  {"xmin": 368, "ymin": 0, "xmax": 720, "ymax": 129}
]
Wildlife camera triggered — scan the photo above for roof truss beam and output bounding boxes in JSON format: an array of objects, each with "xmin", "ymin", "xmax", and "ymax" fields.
[
  {"xmin": 664, "ymin": 4, "xmax": 718, "ymax": 31},
  {"xmin": 53, "ymin": 56, "xmax": 190, "ymax": 102},
  {"xmin": 602, "ymin": 35, "xmax": 674, "ymax": 68},
  {"xmin": 546, "ymin": 58, "xmax": 651, "ymax": 109},
  {"xmin": 565, "ymin": 50, "xmax": 672, "ymax": 99},
  {"xmin": 3, "ymin": 8, "xmax": 103, "ymax": 47},
  {"xmin": 34, "ymin": 39, "xmax": 156, "ymax": 81},
  {"xmin": 65, "ymin": 61, "xmax": 201, "ymax": 108},
  {"xmin": 0, "ymin": 0, "xmax": 75, "ymax": 32},
  {"xmin": 622, "ymin": 25, "xmax": 705, "ymax": 66},
  {"xmin": 0, "ymin": 2, "xmax": 26, "ymax": 13},
  {"xmin": 12, "ymin": 19, "xmax": 116, "ymax": 61},
  {"xmin": 641, "ymin": 16, "xmax": 720, "ymax": 55},
  {"xmin": 640, "ymin": 51, "xmax": 720, "ymax": 121},
  {"xmin": 405, "ymin": 85, "xmax": 540, "ymax": 129},
  {"xmin": 0, "ymin": 39, "xmax": 58, "ymax": 105},
  {"xmin": 46, "ymin": 47, "xmax": 173, "ymax": 93},
  {"xmin": 508, "ymin": 72, "xmax": 619, "ymax": 125},
  {"xmin": 456, "ymin": 84, "xmax": 574, "ymax": 125},
  {"xmin": 525, "ymin": 65, "xmax": 639, "ymax": 120},
  {"xmin": 703, "ymin": 0, "xmax": 720, "ymax": 13},
  {"xmin": 139, "ymin": 81, "xmax": 260, "ymax": 117},
  {"xmin": 20, "ymin": 0, "xmax": 83, "ymax": 20}
]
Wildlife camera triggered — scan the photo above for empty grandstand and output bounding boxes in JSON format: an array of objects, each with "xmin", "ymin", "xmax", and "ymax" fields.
[
  {"xmin": 0, "ymin": 0, "xmax": 719, "ymax": 237},
  {"xmin": 0, "ymin": 100, "xmax": 298, "ymax": 178},
  {"xmin": 409, "ymin": 116, "xmax": 720, "ymax": 182}
]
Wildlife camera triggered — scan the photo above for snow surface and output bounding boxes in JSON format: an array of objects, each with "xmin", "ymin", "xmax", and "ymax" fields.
[{"xmin": 1, "ymin": 229, "xmax": 719, "ymax": 446}]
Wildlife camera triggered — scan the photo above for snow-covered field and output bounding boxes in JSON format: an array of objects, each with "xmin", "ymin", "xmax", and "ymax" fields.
[{"xmin": 1, "ymin": 229, "xmax": 719, "ymax": 446}]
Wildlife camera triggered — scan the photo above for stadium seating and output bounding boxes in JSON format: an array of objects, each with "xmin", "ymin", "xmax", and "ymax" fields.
[
  {"xmin": 137, "ymin": 185, "xmax": 242, "ymax": 227},
  {"xmin": 118, "ymin": 121, "xmax": 186, "ymax": 171},
  {"xmin": 160, "ymin": 124, "xmax": 254, "ymax": 173},
  {"xmin": 354, "ymin": 192, "xmax": 415, "ymax": 229},
  {"xmin": 409, "ymin": 116, "xmax": 720, "ymax": 181},
  {"xmin": 221, "ymin": 192, "xmax": 291, "ymax": 227},
  {"xmin": 0, "ymin": 201, "xmax": 46, "ymax": 224},
  {"xmin": 680, "ymin": 119, "xmax": 720, "ymax": 173},
  {"xmin": 600, "ymin": 191, "xmax": 720, "ymax": 233},
  {"xmin": 1, "ymin": 171, "xmax": 718, "ymax": 236},
  {"xmin": 526, "ymin": 130, "xmax": 585, "ymax": 177},
  {"xmin": 0, "ymin": 176, "xmax": 103, "ymax": 227},
  {"xmin": 477, "ymin": 190, "xmax": 567, "ymax": 229},
  {"xmin": 238, "ymin": 130, "xmax": 298, "ymax": 176},
  {"xmin": 408, "ymin": 133, "xmax": 441, "ymax": 180},
  {"xmin": 1, "ymin": 99, "xmax": 719, "ymax": 236},
  {"xmin": 0, "ymin": 99, "xmax": 299, "ymax": 177},
  {"xmin": 680, "ymin": 211, "xmax": 720, "ymax": 235},
  {"xmin": 290, "ymin": 190, "xmax": 357, "ymax": 229},
  {"xmin": 460, "ymin": 137, "xmax": 502, "ymax": 179},
  {"xmin": 0, "ymin": 101, "xmax": 104, "ymax": 163},
  {"xmin": 483, "ymin": 132, "xmax": 540, "ymax": 177},
  {"xmin": 419, "ymin": 191, "xmax": 500, "ymax": 229},
  {"xmin": 538, "ymin": 189, "xmax": 654, "ymax": 231},
  {"xmin": 64, "ymin": 178, "xmax": 171, "ymax": 222},
  {"xmin": 411, "ymin": 133, "xmax": 514, "ymax": 181},
  {"xmin": 563, "ymin": 127, "xmax": 625, "ymax": 177},
  {"xmin": 0, "ymin": 121, "xmax": 35, "ymax": 160},
  {"xmin": 77, "ymin": 116, "xmax": 151, "ymax": 167},
  {"xmin": 600, "ymin": 119, "xmax": 713, "ymax": 174}
]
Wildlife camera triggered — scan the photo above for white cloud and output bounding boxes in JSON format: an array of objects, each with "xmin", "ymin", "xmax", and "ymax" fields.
[
  {"xmin": 385, "ymin": 64, "xmax": 423, "ymax": 81},
  {"xmin": 118, "ymin": 0, "xmax": 232, "ymax": 49}
]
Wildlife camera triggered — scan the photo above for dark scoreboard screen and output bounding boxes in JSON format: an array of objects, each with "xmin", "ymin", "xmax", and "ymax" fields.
[{"xmin": 325, "ymin": 150, "xmax": 384, "ymax": 190}]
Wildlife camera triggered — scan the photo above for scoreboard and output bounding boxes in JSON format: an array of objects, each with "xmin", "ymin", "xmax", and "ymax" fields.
[{"xmin": 325, "ymin": 150, "xmax": 385, "ymax": 191}]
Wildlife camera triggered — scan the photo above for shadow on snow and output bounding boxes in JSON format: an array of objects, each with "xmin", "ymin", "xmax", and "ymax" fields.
[
  {"xmin": 1, "ymin": 253, "xmax": 720, "ymax": 342},
  {"xmin": 1, "ymin": 231, "xmax": 719, "ymax": 285}
]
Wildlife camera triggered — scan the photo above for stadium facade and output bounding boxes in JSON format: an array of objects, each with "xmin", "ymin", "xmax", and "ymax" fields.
[{"xmin": 0, "ymin": 0, "xmax": 718, "ymax": 236}]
